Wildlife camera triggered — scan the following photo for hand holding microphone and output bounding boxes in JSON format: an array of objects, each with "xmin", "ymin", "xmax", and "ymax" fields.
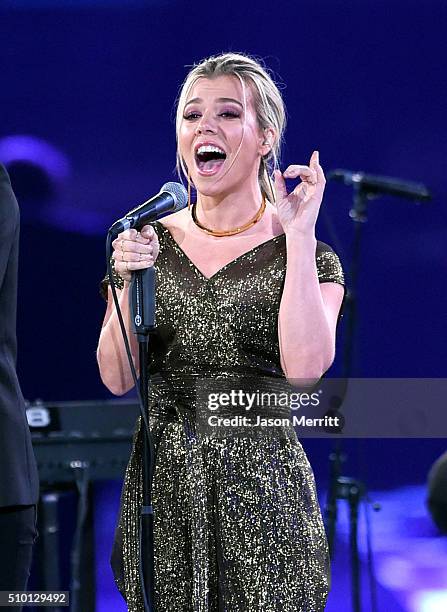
[
  {"xmin": 108, "ymin": 181, "xmax": 187, "ymax": 283},
  {"xmin": 111, "ymin": 225, "xmax": 160, "ymax": 284}
]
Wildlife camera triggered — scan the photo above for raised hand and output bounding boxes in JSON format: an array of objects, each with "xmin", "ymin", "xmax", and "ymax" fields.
[{"xmin": 273, "ymin": 150, "xmax": 326, "ymax": 236}]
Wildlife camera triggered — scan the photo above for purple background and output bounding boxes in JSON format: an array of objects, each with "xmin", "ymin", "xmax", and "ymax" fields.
[{"xmin": 1, "ymin": 1, "xmax": 446, "ymax": 610}]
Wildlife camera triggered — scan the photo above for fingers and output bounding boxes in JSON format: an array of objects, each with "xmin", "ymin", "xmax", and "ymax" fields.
[
  {"xmin": 117, "ymin": 228, "xmax": 151, "ymax": 243},
  {"xmin": 114, "ymin": 256, "xmax": 156, "ymax": 276},
  {"xmin": 112, "ymin": 226, "xmax": 159, "ymax": 255},
  {"xmin": 282, "ymin": 164, "xmax": 317, "ymax": 184},
  {"xmin": 112, "ymin": 240, "xmax": 153, "ymax": 256},
  {"xmin": 112, "ymin": 249, "xmax": 153, "ymax": 263},
  {"xmin": 273, "ymin": 170, "xmax": 288, "ymax": 202},
  {"xmin": 140, "ymin": 224, "xmax": 155, "ymax": 240},
  {"xmin": 274, "ymin": 152, "xmax": 325, "ymax": 202},
  {"xmin": 310, "ymin": 150, "xmax": 326, "ymax": 185},
  {"xmin": 112, "ymin": 226, "xmax": 155, "ymax": 247},
  {"xmin": 111, "ymin": 225, "xmax": 159, "ymax": 281}
]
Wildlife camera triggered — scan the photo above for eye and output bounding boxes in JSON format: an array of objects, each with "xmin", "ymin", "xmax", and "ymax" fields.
[
  {"xmin": 183, "ymin": 112, "xmax": 201, "ymax": 120},
  {"xmin": 220, "ymin": 111, "xmax": 240, "ymax": 119}
]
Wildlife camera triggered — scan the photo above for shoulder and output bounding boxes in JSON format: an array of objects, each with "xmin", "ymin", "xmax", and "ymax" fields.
[
  {"xmin": 156, "ymin": 207, "xmax": 190, "ymax": 231},
  {"xmin": 316, "ymin": 240, "xmax": 337, "ymax": 256},
  {"xmin": 315, "ymin": 240, "xmax": 345, "ymax": 286},
  {"xmin": 152, "ymin": 207, "xmax": 190, "ymax": 246}
]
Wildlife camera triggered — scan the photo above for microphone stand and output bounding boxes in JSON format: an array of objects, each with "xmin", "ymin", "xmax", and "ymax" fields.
[
  {"xmin": 130, "ymin": 267, "xmax": 157, "ymax": 612},
  {"xmin": 105, "ymin": 186, "xmax": 188, "ymax": 611},
  {"xmin": 324, "ymin": 183, "xmax": 376, "ymax": 612}
]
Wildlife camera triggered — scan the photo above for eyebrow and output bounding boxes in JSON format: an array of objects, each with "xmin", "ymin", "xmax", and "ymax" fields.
[{"xmin": 184, "ymin": 97, "xmax": 244, "ymax": 108}]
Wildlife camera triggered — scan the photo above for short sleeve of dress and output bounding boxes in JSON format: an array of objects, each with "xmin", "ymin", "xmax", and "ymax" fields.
[
  {"xmin": 316, "ymin": 241, "xmax": 345, "ymax": 286},
  {"xmin": 99, "ymin": 221, "xmax": 164, "ymax": 301}
]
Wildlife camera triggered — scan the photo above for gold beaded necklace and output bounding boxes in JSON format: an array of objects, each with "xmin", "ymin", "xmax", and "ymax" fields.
[{"xmin": 191, "ymin": 194, "xmax": 266, "ymax": 237}]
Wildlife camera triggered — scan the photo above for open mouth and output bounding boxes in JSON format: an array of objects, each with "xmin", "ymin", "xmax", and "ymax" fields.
[{"xmin": 195, "ymin": 144, "xmax": 227, "ymax": 175}]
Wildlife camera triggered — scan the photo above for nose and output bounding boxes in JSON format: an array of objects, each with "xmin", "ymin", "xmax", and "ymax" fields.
[{"xmin": 195, "ymin": 111, "xmax": 217, "ymax": 135}]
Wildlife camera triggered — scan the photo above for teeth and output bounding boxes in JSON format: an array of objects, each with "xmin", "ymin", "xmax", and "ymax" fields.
[{"xmin": 196, "ymin": 145, "xmax": 226, "ymax": 156}]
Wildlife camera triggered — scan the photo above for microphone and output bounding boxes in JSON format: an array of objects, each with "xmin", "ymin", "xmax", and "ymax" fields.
[
  {"xmin": 108, "ymin": 181, "xmax": 188, "ymax": 234},
  {"xmin": 327, "ymin": 169, "xmax": 431, "ymax": 202}
]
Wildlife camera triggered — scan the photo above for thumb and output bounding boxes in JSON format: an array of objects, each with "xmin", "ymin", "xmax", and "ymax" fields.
[{"xmin": 273, "ymin": 170, "xmax": 287, "ymax": 202}]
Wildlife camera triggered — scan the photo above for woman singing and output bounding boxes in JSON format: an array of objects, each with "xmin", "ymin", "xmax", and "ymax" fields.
[{"xmin": 97, "ymin": 52, "xmax": 345, "ymax": 612}]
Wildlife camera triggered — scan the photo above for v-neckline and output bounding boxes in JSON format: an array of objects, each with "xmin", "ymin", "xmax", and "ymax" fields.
[{"xmin": 158, "ymin": 222, "xmax": 286, "ymax": 282}]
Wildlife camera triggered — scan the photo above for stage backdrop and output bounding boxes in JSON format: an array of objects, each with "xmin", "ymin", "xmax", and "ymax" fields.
[{"xmin": 1, "ymin": 0, "xmax": 445, "ymax": 494}]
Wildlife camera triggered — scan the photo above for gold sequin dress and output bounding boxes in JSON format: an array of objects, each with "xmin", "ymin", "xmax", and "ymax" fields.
[{"xmin": 105, "ymin": 221, "xmax": 345, "ymax": 612}]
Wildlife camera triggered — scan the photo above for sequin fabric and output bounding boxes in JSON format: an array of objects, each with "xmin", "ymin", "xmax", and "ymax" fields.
[{"xmin": 103, "ymin": 222, "xmax": 345, "ymax": 612}]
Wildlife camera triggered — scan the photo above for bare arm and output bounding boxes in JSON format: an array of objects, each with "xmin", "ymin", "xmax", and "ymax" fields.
[
  {"xmin": 278, "ymin": 233, "xmax": 344, "ymax": 384},
  {"xmin": 274, "ymin": 151, "xmax": 344, "ymax": 385},
  {"xmin": 97, "ymin": 282, "xmax": 140, "ymax": 395},
  {"xmin": 97, "ymin": 226, "xmax": 158, "ymax": 395}
]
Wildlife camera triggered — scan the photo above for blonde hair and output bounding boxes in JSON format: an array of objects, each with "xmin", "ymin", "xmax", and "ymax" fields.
[{"xmin": 175, "ymin": 52, "xmax": 286, "ymax": 202}]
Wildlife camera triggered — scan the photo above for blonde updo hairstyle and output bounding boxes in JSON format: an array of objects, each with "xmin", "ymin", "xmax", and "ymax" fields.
[{"xmin": 175, "ymin": 52, "xmax": 286, "ymax": 203}]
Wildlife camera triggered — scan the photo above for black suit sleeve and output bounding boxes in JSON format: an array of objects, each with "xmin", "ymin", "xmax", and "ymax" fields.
[{"xmin": 0, "ymin": 164, "xmax": 19, "ymax": 286}]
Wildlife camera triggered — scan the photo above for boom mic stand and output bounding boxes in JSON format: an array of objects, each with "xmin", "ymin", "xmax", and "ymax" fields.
[
  {"xmin": 105, "ymin": 183, "xmax": 187, "ymax": 612},
  {"xmin": 130, "ymin": 267, "xmax": 157, "ymax": 612},
  {"xmin": 323, "ymin": 170, "xmax": 430, "ymax": 610},
  {"xmin": 323, "ymin": 180, "xmax": 377, "ymax": 612},
  {"xmin": 323, "ymin": 169, "xmax": 431, "ymax": 611},
  {"xmin": 105, "ymin": 242, "xmax": 156, "ymax": 612}
]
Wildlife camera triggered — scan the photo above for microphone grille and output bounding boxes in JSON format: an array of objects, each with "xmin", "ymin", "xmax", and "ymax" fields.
[{"xmin": 160, "ymin": 182, "xmax": 188, "ymax": 211}]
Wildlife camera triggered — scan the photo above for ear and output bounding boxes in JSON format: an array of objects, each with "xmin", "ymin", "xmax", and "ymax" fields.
[{"xmin": 259, "ymin": 127, "xmax": 276, "ymax": 157}]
